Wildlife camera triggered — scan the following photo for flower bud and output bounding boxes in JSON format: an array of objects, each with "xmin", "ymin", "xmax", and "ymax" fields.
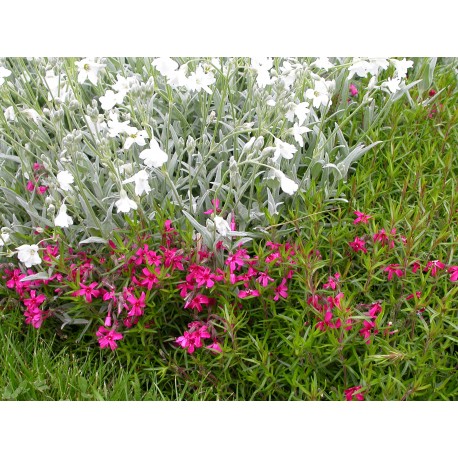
[{"xmin": 186, "ymin": 136, "xmax": 196, "ymax": 154}]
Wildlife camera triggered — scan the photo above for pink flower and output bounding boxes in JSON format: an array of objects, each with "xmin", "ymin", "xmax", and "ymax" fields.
[
  {"xmin": 411, "ymin": 261, "xmax": 421, "ymax": 274},
  {"xmin": 349, "ymin": 237, "xmax": 367, "ymax": 254},
  {"xmin": 316, "ymin": 311, "xmax": 334, "ymax": 332},
  {"xmin": 323, "ymin": 272, "xmax": 340, "ymax": 290},
  {"xmin": 373, "ymin": 228, "xmax": 396, "ymax": 249},
  {"xmin": 23, "ymin": 290, "xmax": 47, "ymax": 308},
  {"xmin": 96, "ymin": 326, "xmax": 123, "ymax": 351},
  {"xmin": 424, "ymin": 260, "xmax": 446, "ymax": 277},
  {"xmin": 368, "ymin": 302, "xmax": 382, "ymax": 318},
  {"xmin": 256, "ymin": 270, "xmax": 274, "ymax": 287},
  {"xmin": 176, "ymin": 323, "xmax": 211, "ymax": 354},
  {"xmin": 73, "ymin": 282, "xmax": 101, "ymax": 302},
  {"xmin": 203, "ymin": 198, "xmax": 222, "ymax": 215},
  {"xmin": 406, "ymin": 291, "xmax": 422, "ymax": 300},
  {"xmin": 274, "ymin": 278, "xmax": 288, "ymax": 301},
  {"xmin": 226, "ymin": 249, "xmax": 250, "ymax": 273},
  {"xmin": 383, "ymin": 264, "xmax": 404, "ymax": 280},
  {"xmin": 37, "ymin": 186, "xmax": 48, "ymax": 195},
  {"xmin": 448, "ymin": 266, "xmax": 458, "ymax": 282},
  {"xmin": 344, "ymin": 386, "xmax": 364, "ymax": 401},
  {"xmin": 326, "ymin": 292, "xmax": 344, "ymax": 310},
  {"xmin": 184, "ymin": 294, "xmax": 214, "ymax": 312},
  {"xmin": 140, "ymin": 267, "xmax": 159, "ymax": 290},
  {"xmin": 207, "ymin": 340, "xmax": 222, "ymax": 353},
  {"xmin": 238, "ymin": 289, "xmax": 260, "ymax": 299},
  {"xmin": 349, "ymin": 84, "xmax": 358, "ymax": 97},
  {"xmin": 162, "ymin": 247, "xmax": 185, "ymax": 271},
  {"xmin": 360, "ymin": 320, "xmax": 376, "ymax": 343},
  {"xmin": 26, "ymin": 181, "xmax": 35, "ymax": 192},
  {"xmin": 126, "ymin": 291, "xmax": 146, "ymax": 317},
  {"xmin": 24, "ymin": 307, "xmax": 45, "ymax": 329},
  {"xmin": 353, "ymin": 211, "xmax": 371, "ymax": 224}
]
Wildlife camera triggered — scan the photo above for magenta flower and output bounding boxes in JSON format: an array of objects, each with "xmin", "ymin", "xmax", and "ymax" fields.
[
  {"xmin": 360, "ymin": 320, "xmax": 375, "ymax": 343},
  {"xmin": 256, "ymin": 270, "xmax": 274, "ymax": 287},
  {"xmin": 203, "ymin": 198, "xmax": 222, "ymax": 215},
  {"xmin": 349, "ymin": 237, "xmax": 367, "ymax": 254},
  {"xmin": 238, "ymin": 289, "xmax": 260, "ymax": 299},
  {"xmin": 373, "ymin": 228, "xmax": 396, "ymax": 249},
  {"xmin": 73, "ymin": 282, "xmax": 101, "ymax": 302},
  {"xmin": 353, "ymin": 211, "xmax": 371, "ymax": 224},
  {"xmin": 349, "ymin": 84, "xmax": 358, "ymax": 97},
  {"xmin": 176, "ymin": 323, "xmax": 211, "ymax": 354},
  {"xmin": 448, "ymin": 266, "xmax": 458, "ymax": 282},
  {"xmin": 23, "ymin": 290, "xmax": 47, "ymax": 309},
  {"xmin": 24, "ymin": 307, "xmax": 45, "ymax": 329},
  {"xmin": 406, "ymin": 291, "xmax": 422, "ymax": 300},
  {"xmin": 383, "ymin": 264, "xmax": 404, "ymax": 280},
  {"xmin": 206, "ymin": 340, "xmax": 222, "ymax": 353},
  {"xmin": 127, "ymin": 291, "xmax": 147, "ymax": 317},
  {"xmin": 411, "ymin": 261, "xmax": 421, "ymax": 274},
  {"xmin": 368, "ymin": 302, "xmax": 382, "ymax": 318},
  {"xmin": 140, "ymin": 267, "xmax": 159, "ymax": 290},
  {"xmin": 316, "ymin": 311, "xmax": 334, "ymax": 332},
  {"xmin": 344, "ymin": 386, "xmax": 365, "ymax": 401},
  {"xmin": 323, "ymin": 272, "xmax": 340, "ymax": 290},
  {"xmin": 26, "ymin": 181, "xmax": 35, "ymax": 192},
  {"xmin": 274, "ymin": 278, "xmax": 288, "ymax": 301},
  {"xmin": 226, "ymin": 249, "xmax": 250, "ymax": 273},
  {"xmin": 424, "ymin": 260, "xmax": 446, "ymax": 277},
  {"xmin": 184, "ymin": 294, "xmax": 213, "ymax": 312},
  {"xmin": 96, "ymin": 326, "xmax": 123, "ymax": 351}
]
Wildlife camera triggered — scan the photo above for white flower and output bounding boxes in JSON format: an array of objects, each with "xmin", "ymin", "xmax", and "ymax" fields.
[
  {"xmin": 214, "ymin": 216, "xmax": 231, "ymax": 237},
  {"xmin": 390, "ymin": 58, "xmax": 414, "ymax": 79},
  {"xmin": 115, "ymin": 189, "xmax": 138, "ymax": 213},
  {"xmin": 186, "ymin": 66, "xmax": 216, "ymax": 94},
  {"xmin": 112, "ymin": 74, "xmax": 137, "ymax": 93},
  {"xmin": 99, "ymin": 90, "xmax": 125, "ymax": 111},
  {"xmin": 369, "ymin": 58, "xmax": 389, "ymax": 71},
  {"xmin": 167, "ymin": 68, "xmax": 189, "ymax": 88},
  {"xmin": 274, "ymin": 170, "xmax": 298, "ymax": 195},
  {"xmin": 384, "ymin": 77, "xmax": 401, "ymax": 94},
  {"xmin": 153, "ymin": 57, "xmax": 179, "ymax": 77},
  {"xmin": 21, "ymin": 108, "xmax": 41, "ymax": 124},
  {"xmin": 56, "ymin": 170, "xmax": 74, "ymax": 191},
  {"xmin": 107, "ymin": 112, "xmax": 131, "ymax": 138},
  {"xmin": 266, "ymin": 98, "xmax": 276, "ymax": 107},
  {"xmin": 75, "ymin": 58, "xmax": 106, "ymax": 85},
  {"xmin": 347, "ymin": 58, "xmax": 372, "ymax": 79},
  {"xmin": 54, "ymin": 204, "xmax": 73, "ymax": 228},
  {"xmin": 305, "ymin": 79, "xmax": 333, "ymax": 109},
  {"xmin": 4, "ymin": 106, "xmax": 15, "ymax": 121},
  {"xmin": 118, "ymin": 163, "xmax": 134, "ymax": 175},
  {"xmin": 123, "ymin": 129, "xmax": 149, "ymax": 150},
  {"xmin": 251, "ymin": 57, "xmax": 274, "ymax": 88},
  {"xmin": 139, "ymin": 138, "xmax": 168, "ymax": 168},
  {"xmin": 273, "ymin": 138, "xmax": 297, "ymax": 161},
  {"xmin": 290, "ymin": 123, "xmax": 311, "ymax": 147},
  {"xmin": 16, "ymin": 244, "xmax": 42, "ymax": 268},
  {"xmin": 294, "ymin": 102, "xmax": 310, "ymax": 126},
  {"xmin": 0, "ymin": 229, "xmax": 10, "ymax": 247},
  {"xmin": 279, "ymin": 60, "xmax": 303, "ymax": 88},
  {"xmin": 0, "ymin": 66, "xmax": 11, "ymax": 85},
  {"xmin": 122, "ymin": 169, "xmax": 151, "ymax": 196},
  {"xmin": 313, "ymin": 57, "xmax": 334, "ymax": 71}
]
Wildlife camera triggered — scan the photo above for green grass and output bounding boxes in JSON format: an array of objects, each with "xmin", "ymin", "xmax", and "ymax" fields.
[{"xmin": 0, "ymin": 61, "xmax": 457, "ymax": 400}]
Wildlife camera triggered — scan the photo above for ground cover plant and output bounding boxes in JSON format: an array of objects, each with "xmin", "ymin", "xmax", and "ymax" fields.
[{"xmin": 0, "ymin": 57, "xmax": 457, "ymax": 400}]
